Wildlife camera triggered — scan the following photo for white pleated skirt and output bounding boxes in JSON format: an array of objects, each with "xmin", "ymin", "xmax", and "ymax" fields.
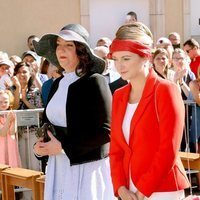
[{"xmin": 44, "ymin": 152, "xmax": 116, "ymax": 200}]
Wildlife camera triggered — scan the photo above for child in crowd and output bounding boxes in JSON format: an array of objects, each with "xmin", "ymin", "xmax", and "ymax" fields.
[{"xmin": 0, "ymin": 89, "xmax": 21, "ymax": 167}]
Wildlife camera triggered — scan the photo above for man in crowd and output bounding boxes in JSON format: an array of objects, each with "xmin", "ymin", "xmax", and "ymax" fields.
[{"xmin": 184, "ymin": 38, "xmax": 200, "ymax": 78}]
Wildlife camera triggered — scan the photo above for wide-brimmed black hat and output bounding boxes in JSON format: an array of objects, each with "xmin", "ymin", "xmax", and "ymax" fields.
[{"xmin": 33, "ymin": 24, "xmax": 105, "ymax": 74}]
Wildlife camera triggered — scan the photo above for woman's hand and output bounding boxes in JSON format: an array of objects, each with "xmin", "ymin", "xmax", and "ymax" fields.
[
  {"xmin": 174, "ymin": 68, "xmax": 187, "ymax": 83},
  {"xmin": 11, "ymin": 76, "xmax": 21, "ymax": 89},
  {"xmin": 118, "ymin": 186, "xmax": 138, "ymax": 200},
  {"xmin": 29, "ymin": 62, "xmax": 42, "ymax": 91},
  {"xmin": 135, "ymin": 191, "xmax": 145, "ymax": 200},
  {"xmin": 0, "ymin": 111, "xmax": 16, "ymax": 137},
  {"xmin": 30, "ymin": 61, "xmax": 39, "ymax": 73},
  {"xmin": 21, "ymin": 85, "xmax": 27, "ymax": 101},
  {"xmin": 30, "ymin": 62, "xmax": 40, "ymax": 79},
  {"xmin": 34, "ymin": 131, "xmax": 62, "ymax": 156}
]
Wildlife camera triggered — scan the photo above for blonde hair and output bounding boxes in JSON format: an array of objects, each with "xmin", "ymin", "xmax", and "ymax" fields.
[
  {"xmin": 115, "ymin": 22, "xmax": 153, "ymax": 47},
  {"xmin": 0, "ymin": 90, "xmax": 14, "ymax": 110}
]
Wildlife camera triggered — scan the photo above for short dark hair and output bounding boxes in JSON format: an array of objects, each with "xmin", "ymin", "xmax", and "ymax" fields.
[
  {"xmin": 183, "ymin": 38, "xmax": 199, "ymax": 48},
  {"xmin": 126, "ymin": 11, "xmax": 137, "ymax": 21}
]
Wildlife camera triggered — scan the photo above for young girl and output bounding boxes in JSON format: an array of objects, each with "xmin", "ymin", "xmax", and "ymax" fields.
[{"xmin": 0, "ymin": 89, "xmax": 21, "ymax": 167}]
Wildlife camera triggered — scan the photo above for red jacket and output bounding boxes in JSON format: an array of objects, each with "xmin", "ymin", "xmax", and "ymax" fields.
[
  {"xmin": 190, "ymin": 55, "xmax": 200, "ymax": 78},
  {"xmin": 109, "ymin": 69, "xmax": 190, "ymax": 197}
]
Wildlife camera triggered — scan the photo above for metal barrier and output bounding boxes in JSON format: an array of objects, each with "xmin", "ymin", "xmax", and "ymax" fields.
[
  {"xmin": 0, "ymin": 109, "xmax": 44, "ymax": 198},
  {"xmin": 0, "ymin": 102, "xmax": 198, "ymax": 168},
  {"xmin": 184, "ymin": 100, "xmax": 199, "ymax": 153},
  {"xmin": 0, "ymin": 108, "xmax": 44, "ymax": 170}
]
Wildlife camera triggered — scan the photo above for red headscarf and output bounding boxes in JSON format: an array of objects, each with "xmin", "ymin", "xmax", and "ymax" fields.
[{"xmin": 108, "ymin": 39, "xmax": 151, "ymax": 59}]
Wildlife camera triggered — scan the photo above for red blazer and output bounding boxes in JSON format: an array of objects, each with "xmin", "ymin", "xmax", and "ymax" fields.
[{"xmin": 109, "ymin": 69, "xmax": 190, "ymax": 197}]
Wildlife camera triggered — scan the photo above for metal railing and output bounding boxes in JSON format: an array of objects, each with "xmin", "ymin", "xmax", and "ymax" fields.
[
  {"xmin": 184, "ymin": 100, "xmax": 199, "ymax": 153},
  {"xmin": 0, "ymin": 108, "xmax": 44, "ymax": 170}
]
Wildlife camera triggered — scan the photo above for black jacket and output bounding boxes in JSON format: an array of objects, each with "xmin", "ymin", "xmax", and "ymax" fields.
[
  {"xmin": 43, "ymin": 73, "xmax": 112, "ymax": 165},
  {"xmin": 109, "ymin": 77, "xmax": 128, "ymax": 95}
]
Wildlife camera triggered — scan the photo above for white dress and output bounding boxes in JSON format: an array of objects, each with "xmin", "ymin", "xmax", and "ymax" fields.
[
  {"xmin": 122, "ymin": 103, "xmax": 185, "ymax": 200},
  {"xmin": 44, "ymin": 72, "xmax": 115, "ymax": 200}
]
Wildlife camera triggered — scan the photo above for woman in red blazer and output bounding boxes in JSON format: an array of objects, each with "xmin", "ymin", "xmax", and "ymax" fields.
[{"xmin": 109, "ymin": 22, "xmax": 190, "ymax": 200}]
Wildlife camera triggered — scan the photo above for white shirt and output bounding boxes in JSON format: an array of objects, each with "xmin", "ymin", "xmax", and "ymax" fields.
[
  {"xmin": 122, "ymin": 102, "xmax": 138, "ymax": 144},
  {"xmin": 46, "ymin": 71, "xmax": 79, "ymax": 127},
  {"xmin": 0, "ymin": 74, "xmax": 12, "ymax": 90}
]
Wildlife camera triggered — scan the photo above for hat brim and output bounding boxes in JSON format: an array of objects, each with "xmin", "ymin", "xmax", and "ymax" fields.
[
  {"xmin": 33, "ymin": 31, "xmax": 105, "ymax": 74},
  {"xmin": 0, "ymin": 60, "xmax": 14, "ymax": 68}
]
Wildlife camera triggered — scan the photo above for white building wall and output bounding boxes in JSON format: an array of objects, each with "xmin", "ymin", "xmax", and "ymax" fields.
[
  {"xmin": 190, "ymin": 0, "xmax": 200, "ymax": 36},
  {"xmin": 89, "ymin": 0, "xmax": 149, "ymax": 48}
]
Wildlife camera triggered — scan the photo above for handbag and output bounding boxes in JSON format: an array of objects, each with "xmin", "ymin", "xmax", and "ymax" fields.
[{"xmin": 35, "ymin": 123, "xmax": 56, "ymax": 142}]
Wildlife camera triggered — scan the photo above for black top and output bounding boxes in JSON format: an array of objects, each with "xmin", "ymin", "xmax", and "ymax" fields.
[
  {"xmin": 109, "ymin": 77, "xmax": 128, "ymax": 94},
  {"xmin": 43, "ymin": 72, "xmax": 112, "ymax": 165}
]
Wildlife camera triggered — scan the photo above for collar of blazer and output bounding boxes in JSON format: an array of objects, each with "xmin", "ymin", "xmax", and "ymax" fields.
[
  {"xmin": 114, "ymin": 68, "xmax": 160, "ymax": 143},
  {"xmin": 118, "ymin": 68, "xmax": 158, "ymax": 103}
]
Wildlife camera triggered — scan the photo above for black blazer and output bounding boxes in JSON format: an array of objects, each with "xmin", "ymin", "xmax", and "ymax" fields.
[
  {"xmin": 109, "ymin": 77, "xmax": 128, "ymax": 95},
  {"xmin": 43, "ymin": 72, "xmax": 112, "ymax": 165}
]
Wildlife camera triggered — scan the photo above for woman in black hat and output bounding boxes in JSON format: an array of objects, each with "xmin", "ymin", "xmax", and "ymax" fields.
[{"xmin": 33, "ymin": 24, "xmax": 115, "ymax": 200}]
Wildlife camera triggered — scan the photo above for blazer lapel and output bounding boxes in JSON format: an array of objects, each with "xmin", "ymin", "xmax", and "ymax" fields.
[
  {"xmin": 129, "ymin": 69, "xmax": 158, "ymax": 141},
  {"xmin": 116, "ymin": 84, "xmax": 131, "ymax": 146}
]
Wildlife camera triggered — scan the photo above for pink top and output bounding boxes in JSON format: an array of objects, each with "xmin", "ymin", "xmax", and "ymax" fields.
[{"xmin": 0, "ymin": 114, "xmax": 21, "ymax": 167}]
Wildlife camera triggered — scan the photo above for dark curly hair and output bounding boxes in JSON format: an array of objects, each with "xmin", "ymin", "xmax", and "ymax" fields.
[{"xmin": 74, "ymin": 41, "xmax": 94, "ymax": 76}]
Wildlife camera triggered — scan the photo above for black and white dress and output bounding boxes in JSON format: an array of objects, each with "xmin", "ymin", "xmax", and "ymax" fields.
[{"xmin": 44, "ymin": 71, "xmax": 115, "ymax": 200}]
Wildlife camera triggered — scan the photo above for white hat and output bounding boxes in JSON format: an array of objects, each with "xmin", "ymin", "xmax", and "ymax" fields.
[
  {"xmin": 0, "ymin": 59, "xmax": 14, "ymax": 68},
  {"xmin": 156, "ymin": 37, "xmax": 172, "ymax": 46}
]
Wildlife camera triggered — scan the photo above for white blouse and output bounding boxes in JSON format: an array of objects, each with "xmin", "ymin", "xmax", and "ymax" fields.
[
  {"xmin": 46, "ymin": 71, "xmax": 79, "ymax": 127},
  {"xmin": 122, "ymin": 102, "xmax": 138, "ymax": 144}
]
